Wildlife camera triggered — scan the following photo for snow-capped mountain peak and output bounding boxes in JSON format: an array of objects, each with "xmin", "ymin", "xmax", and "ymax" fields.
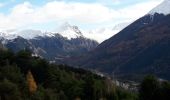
[
  {"xmin": 17, "ymin": 29, "xmax": 44, "ymax": 39},
  {"xmin": 55, "ymin": 22, "xmax": 83, "ymax": 40},
  {"xmin": 0, "ymin": 30, "xmax": 17, "ymax": 40},
  {"xmin": 0, "ymin": 23, "xmax": 84, "ymax": 40},
  {"xmin": 0, "ymin": 29, "xmax": 44, "ymax": 40},
  {"xmin": 0, "ymin": 21, "xmax": 129, "ymax": 43},
  {"xmin": 149, "ymin": 0, "xmax": 170, "ymax": 15}
]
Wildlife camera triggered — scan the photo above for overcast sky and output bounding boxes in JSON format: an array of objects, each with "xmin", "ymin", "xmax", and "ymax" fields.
[{"xmin": 0, "ymin": 0, "xmax": 163, "ymax": 31}]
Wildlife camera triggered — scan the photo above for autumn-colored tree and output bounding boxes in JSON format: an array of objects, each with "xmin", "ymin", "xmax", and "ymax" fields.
[
  {"xmin": 75, "ymin": 97, "xmax": 81, "ymax": 100},
  {"xmin": 26, "ymin": 70, "xmax": 37, "ymax": 94}
]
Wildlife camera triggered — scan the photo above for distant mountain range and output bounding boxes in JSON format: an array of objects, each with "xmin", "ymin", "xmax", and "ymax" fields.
[
  {"xmin": 64, "ymin": 0, "xmax": 170, "ymax": 81},
  {"xmin": 0, "ymin": 23, "xmax": 85, "ymax": 40},
  {"xmin": 0, "ymin": 19, "xmax": 129, "ymax": 62},
  {"xmin": 0, "ymin": 22, "xmax": 126, "ymax": 43},
  {"xmin": 0, "ymin": 24, "xmax": 98, "ymax": 61}
]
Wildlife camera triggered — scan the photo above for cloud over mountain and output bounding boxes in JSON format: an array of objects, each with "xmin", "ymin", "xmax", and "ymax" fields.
[{"xmin": 0, "ymin": 0, "xmax": 162, "ymax": 31}]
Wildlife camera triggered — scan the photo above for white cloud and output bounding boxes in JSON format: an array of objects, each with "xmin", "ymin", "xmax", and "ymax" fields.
[
  {"xmin": 0, "ymin": 1, "xmax": 115, "ymax": 30},
  {"xmin": 83, "ymin": 28, "xmax": 120, "ymax": 43},
  {"xmin": 0, "ymin": 3, "xmax": 5, "ymax": 7},
  {"xmin": 117, "ymin": 0, "xmax": 163, "ymax": 22},
  {"xmin": 0, "ymin": 0, "xmax": 163, "ymax": 31},
  {"xmin": 40, "ymin": 1, "xmax": 117, "ymax": 23}
]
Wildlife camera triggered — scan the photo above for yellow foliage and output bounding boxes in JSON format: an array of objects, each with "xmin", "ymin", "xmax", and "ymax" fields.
[
  {"xmin": 99, "ymin": 98, "xmax": 107, "ymax": 100},
  {"xmin": 26, "ymin": 70, "xmax": 37, "ymax": 94},
  {"xmin": 75, "ymin": 97, "xmax": 81, "ymax": 100}
]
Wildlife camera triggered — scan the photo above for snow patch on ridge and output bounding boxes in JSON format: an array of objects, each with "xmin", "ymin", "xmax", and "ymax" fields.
[{"xmin": 149, "ymin": 0, "xmax": 170, "ymax": 15}]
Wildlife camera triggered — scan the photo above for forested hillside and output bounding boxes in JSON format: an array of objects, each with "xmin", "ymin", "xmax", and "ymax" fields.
[{"xmin": 0, "ymin": 48, "xmax": 137, "ymax": 100}]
